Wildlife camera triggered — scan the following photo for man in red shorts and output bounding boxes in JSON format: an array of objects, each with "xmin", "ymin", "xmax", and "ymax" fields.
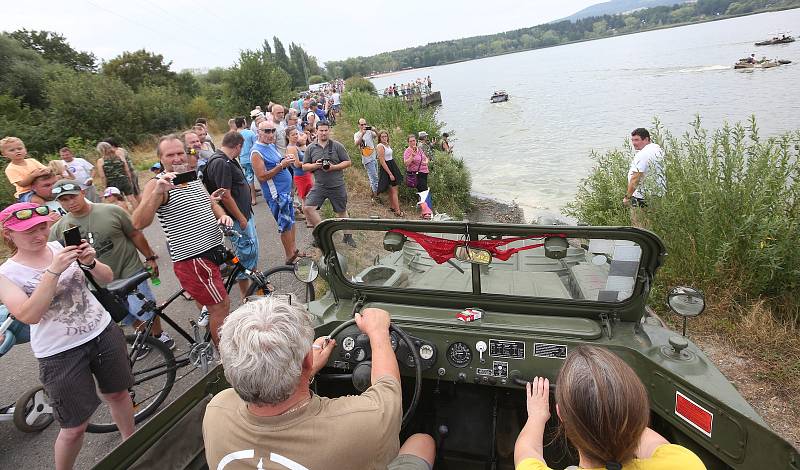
[{"xmin": 132, "ymin": 134, "xmax": 232, "ymax": 345}]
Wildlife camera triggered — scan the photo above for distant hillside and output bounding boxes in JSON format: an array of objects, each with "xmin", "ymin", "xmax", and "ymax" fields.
[{"xmin": 560, "ymin": 0, "xmax": 692, "ymax": 22}]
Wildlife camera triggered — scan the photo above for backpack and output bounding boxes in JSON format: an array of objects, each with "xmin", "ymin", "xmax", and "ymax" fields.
[{"xmin": 200, "ymin": 152, "xmax": 229, "ymax": 194}]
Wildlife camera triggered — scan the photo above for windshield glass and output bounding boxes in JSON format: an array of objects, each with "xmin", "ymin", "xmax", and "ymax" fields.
[{"xmin": 331, "ymin": 228, "xmax": 642, "ymax": 302}]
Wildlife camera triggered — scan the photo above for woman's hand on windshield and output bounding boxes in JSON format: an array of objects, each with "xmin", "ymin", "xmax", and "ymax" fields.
[{"xmin": 526, "ymin": 377, "xmax": 551, "ymax": 424}]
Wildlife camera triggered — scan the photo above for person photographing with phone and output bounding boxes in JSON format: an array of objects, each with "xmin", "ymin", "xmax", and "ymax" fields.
[
  {"xmin": 132, "ymin": 134, "xmax": 232, "ymax": 346},
  {"xmin": 354, "ymin": 118, "xmax": 379, "ymax": 199},
  {"xmin": 0, "ymin": 202, "xmax": 135, "ymax": 469}
]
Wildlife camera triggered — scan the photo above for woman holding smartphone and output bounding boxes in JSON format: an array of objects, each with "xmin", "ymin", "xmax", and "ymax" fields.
[{"xmin": 0, "ymin": 202, "xmax": 134, "ymax": 470}]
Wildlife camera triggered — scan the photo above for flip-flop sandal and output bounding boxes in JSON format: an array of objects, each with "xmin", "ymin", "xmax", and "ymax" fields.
[{"xmin": 390, "ymin": 208, "xmax": 406, "ymax": 217}]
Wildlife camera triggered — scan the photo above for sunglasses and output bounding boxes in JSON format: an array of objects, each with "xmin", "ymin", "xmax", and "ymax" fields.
[
  {"xmin": 261, "ymin": 128, "xmax": 276, "ymax": 133},
  {"xmin": 3, "ymin": 205, "xmax": 49, "ymax": 223},
  {"xmin": 51, "ymin": 183, "xmax": 81, "ymax": 195}
]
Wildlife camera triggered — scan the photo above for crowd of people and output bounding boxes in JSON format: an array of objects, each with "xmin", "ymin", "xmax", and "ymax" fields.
[
  {"xmin": 382, "ymin": 75, "xmax": 434, "ymax": 98},
  {"xmin": 0, "ymin": 72, "xmax": 691, "ymax": 470}
]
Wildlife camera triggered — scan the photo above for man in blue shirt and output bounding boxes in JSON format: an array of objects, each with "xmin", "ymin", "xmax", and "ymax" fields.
[
  {"xmin": 236, "ymin": 117, "xmax": 258, "ymax": 206},
  {"xmin": 251, "ymin": 120, "xmax": 303, "ymax": 264}
]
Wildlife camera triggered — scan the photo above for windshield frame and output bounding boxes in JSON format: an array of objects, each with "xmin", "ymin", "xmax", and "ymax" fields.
[{"xmin": 314, "ymin": 219, "xmax": 666, "ymax": 323}]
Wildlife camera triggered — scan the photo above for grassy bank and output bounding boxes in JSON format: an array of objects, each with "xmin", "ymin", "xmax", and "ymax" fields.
[
  {"xmin": 565, "ymin": 116, "xmax": 800, "ymax": 397},
  {"xmin": 335, "ymin": 91, "xmax": 472, "ymax": 219}
]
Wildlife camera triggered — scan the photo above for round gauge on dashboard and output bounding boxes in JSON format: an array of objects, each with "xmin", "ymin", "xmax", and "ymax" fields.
[
  {"xmin": 447, "ymin": 342, "xmax": 472, "ymax": 368},
  {"xmin": 353, "ymin": 347, "xmax": 366, "ymax": 362},
  {"xmin": 342, "ymin": 336, "xmax": 355, "ymax": 352},
  {"xmin": 419, "ymin": 344, "xmax": 434, "ymax": 361}
]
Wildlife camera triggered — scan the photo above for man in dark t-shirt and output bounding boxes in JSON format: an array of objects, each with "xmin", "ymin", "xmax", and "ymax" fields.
[{"xmin": 203, "ymin": 131, "xmax": 259, "ymax": 297}]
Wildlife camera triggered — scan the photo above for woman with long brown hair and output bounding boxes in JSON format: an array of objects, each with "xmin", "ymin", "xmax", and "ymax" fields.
[{"xmin": 514, "ymin": 345, "xmax": 705, "ymax": 470}]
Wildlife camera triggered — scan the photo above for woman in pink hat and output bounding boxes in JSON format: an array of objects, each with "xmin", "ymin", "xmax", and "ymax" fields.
[{"xmin": 0, "ymin": 202, "xmax": 134, "ymax": 469}]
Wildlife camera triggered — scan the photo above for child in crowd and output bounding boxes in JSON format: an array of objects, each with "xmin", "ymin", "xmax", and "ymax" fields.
[
  {"xmin": 103, "ymin": 187, "xmax": 131, "ymax": 213},
  {"xmin": 1, "ymin": 137, "xmax": 49, "ymax": 201},
  {"xmin": 48, "ymin": 159, "xmax": 75, "ymax": 180}
]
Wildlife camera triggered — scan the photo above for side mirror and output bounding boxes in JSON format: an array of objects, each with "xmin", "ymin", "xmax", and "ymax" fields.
[
  {"xmin": 454, "ymin": 246, "xmax": 492, "ymax": 265},
  {"xmin": 294, "ymin": 258, "xmax": 319, "ymax": 283},
  {"xmin": 383, "ymin": 231, "xmax": 406, "ymax": 252},
  {"xmin": 544, "ymin": 237, "xmax": 568, "ymax": 259},
  {"xmin": 667, "ymin": 286, "xmax": 705, "ymax": 336}
]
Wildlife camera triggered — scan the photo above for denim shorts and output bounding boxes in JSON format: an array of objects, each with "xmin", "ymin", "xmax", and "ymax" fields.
[{"xmin": 233, "ymin": 216, "xmax": 259, "ymax": 280}]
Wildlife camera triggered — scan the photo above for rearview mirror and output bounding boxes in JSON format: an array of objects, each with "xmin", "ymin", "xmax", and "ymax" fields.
[
  {"xmin": 544, "ymin": 237, "xmax": 568, "ymax": 259},
  {"xmin": 667, "ymin": 286, "xmax": 705, "ymax": 336},
  {"xmin": 383, "ymin": 231, "xmax": 406, "ymax": 252},
  {"xmin": 294, "ymin": 257, "xmax": 319, "ymax": 283},
  {"xmin": 454, "ymin": 246, "xmax": 492, "ymax": 265}
]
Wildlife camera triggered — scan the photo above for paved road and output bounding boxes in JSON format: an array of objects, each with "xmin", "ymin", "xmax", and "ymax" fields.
[{"xmin": 0, "ymin": 195, "xmax": 316, "ymax": 469}]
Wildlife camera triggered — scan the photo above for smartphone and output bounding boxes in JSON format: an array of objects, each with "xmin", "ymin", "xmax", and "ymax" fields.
[
  {"xmin": 63, "ymin": 226, "xmax": 82, "ymax": 247},
  {"xmin": 365, "ymin": 126, "xmax": 372, "ymax": 130},
  {"xmin": 171, "ymin": 170, "xmax": 197, "ymax": 186}
]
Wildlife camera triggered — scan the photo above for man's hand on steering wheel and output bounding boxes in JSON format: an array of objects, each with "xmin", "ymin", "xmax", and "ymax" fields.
[
  {"xmin": 311, "ymin": 336, "xmax": 336, "ymax": 375},
  {"xmin": 355, "ymin": 307, "xmax": 391, "ymax": 341}
]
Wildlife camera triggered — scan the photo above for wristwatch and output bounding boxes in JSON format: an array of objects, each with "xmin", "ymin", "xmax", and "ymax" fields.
[
  {"xmin": 145, "ymin": 255, "xmax": 158, "ymax": 261},
  {"xmin": 79, "ymin": 259, "xmax": 97, "ymax": 270}
]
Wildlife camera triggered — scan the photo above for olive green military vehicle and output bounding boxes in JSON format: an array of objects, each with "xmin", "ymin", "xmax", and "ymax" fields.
[{"xmin": 96, "ymin": 220, "xmax": 800, "ymax": 469}]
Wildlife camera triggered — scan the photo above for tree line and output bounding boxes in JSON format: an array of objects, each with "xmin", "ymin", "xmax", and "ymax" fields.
[
  {"xmin": 0, "ymin": 30, "xmax": 324, "ymax": 157},
  {"xmin": 325, "ymin": 0, "xmax": 800, "ymax": 78}
]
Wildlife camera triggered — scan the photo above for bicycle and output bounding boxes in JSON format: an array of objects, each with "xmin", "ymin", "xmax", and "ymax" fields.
[{"xmin": 86, "ymin": 226, "xmax": 317, "ymax": 433}]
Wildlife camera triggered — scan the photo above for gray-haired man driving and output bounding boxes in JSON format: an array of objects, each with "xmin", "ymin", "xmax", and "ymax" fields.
[{"xmin": 203, "ymin": 298, "xmax": 435, "ymax": 470}]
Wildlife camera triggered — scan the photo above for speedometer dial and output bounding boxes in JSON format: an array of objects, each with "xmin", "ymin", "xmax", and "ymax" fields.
[{"xmin": 447, "ymin": 342, "xmax": 472, "ymax": 368}]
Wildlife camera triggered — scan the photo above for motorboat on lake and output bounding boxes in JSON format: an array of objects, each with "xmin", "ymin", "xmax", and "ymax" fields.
[
  {"xmin": 734, "ymin": 57, "xmax": 792, "ymax": 69},
  {"xmin": 755, "ymin": 36, "xmax": 795, "ymax": 46},
  {"xmin": 490, "ymin": 90, "xmax": 509, "ymax": 103}
]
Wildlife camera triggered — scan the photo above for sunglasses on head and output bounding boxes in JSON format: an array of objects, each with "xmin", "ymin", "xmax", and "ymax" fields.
[
  {"xmin": 51, "ymin": 183, "xmax": 80, "ymax": 195},
  {"xmin": 3, "ymin": 205, "xmax": 49, "ymax": 223},
  {"xmin": 261, "ymin": 128, "xmax": 276, "ymax": 133}
]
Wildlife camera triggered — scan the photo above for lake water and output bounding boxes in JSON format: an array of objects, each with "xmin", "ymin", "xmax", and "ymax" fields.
[{"xmin": 370, "ymin": 10, "xmax": 800, "ymax": 220}]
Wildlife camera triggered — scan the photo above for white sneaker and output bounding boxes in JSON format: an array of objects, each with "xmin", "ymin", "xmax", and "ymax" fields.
[{"xmin": 157, "ymin": 332, "xmax": 175, "ymax": 350}]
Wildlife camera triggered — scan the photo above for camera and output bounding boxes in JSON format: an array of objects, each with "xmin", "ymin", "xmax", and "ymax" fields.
[
  {"xmin": 365, "ymin": 126, "xmax": 372, "ymax": 131},
  {"xmin": 321, "ymin": 159, "xmax": 332, "ymax": 171}
]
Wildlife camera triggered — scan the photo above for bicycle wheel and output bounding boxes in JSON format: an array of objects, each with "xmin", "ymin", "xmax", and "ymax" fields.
[
  {"xmin": 13, "ymin": 385, "xmax": 54, "ymax": 432},
  {"xmin": 246, "ymin": 265, "xmax": 315, "ymax": 304},
  {"xmin": 86, "ymin": 334, "xmax": 176, "ymax": 433}
]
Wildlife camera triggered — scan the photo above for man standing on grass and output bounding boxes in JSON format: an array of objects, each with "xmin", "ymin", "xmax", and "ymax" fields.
[
  {"xmin": 354, "ymin": 119, "xmax": 379, "ymax": 198},
  {"xmin": 623, "ymin": 127, "xmax": 664, "ymax": 228},
  {"xmin": 302, "ymin": 121, "xmax": 357, "ymax": 248},
  {"xmin": 203, "ymin": 131, "xmax": 260, "ymax": 297}
]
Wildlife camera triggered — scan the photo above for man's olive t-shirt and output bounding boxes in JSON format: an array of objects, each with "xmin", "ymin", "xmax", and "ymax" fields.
[
  {"xmin": 203, "ymin": 376, "xmax": 402, "ymax": 470},
  {"xmin": 49, "ymin": 203, "xmax": 143, "ymax": 283},
  {"xmin": 303, "ymin": 140, "xmax": 350, "ymax": 189}
]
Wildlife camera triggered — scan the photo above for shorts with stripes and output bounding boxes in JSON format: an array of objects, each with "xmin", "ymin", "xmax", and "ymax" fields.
[
  {"xmin": 38, "ymin": 323, "xmax": 133, "ymax": 428},
  {"xmin": 173, "ymin": 256, "xmax": 228, "ymax": 306}
]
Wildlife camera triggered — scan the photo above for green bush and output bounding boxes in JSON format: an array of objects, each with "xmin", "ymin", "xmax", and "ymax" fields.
[
  {"xmin": 132, "ymin": 86, "xmax": 188, "ymax": 137},
  {"xmin": 565, "ymin": 117, "xmax": 800, "ymax": 319},
  {"xmin": 185, "ymin": 96, "xmax": 215, "ymax": 122},
  {"xmin": 344, "ymin": 76, "xmax": 376, "ymax": 94},
  {"xmin": 308, "ymin": 74, "xmax": 325, "ymax": 85}
]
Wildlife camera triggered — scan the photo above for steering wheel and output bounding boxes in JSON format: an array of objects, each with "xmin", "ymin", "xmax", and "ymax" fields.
[{"xmin": 316, "ymin": 319, "xmax": 422, "ymax": 430}]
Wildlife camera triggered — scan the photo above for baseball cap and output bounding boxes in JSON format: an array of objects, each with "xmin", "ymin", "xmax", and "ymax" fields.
[
  {"xmin": 0, "ymin": 202, "xmax": 51, "ymax": 232},
  {"xmin": 103, "ymin": 187, "xmax": 122, "ymax": 197},
  {"xmin": 418, "ymin": 131, "xmax": 429, "ymax": 138},
  {"xmin": 52, "ymin": 179, "xmax": 82, "ymax": 199},
  {"xmin": 150, "ymin": 162, "xmax": 162, "ymax": 171},
  {"xmin": 250, "ymin": 109, "xmax": 261, "ymax": 118}
]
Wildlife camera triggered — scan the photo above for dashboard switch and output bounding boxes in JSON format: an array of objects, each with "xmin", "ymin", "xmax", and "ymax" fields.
[
  {"xmin": 476, "ymin": 341, "xmax": 487, "ymax": 363},
  {"xmin": 457, "ymin": 373, "xmax": 467, "ymax": 383},
  {"xmin": 438, "ymin": 367, "xmax": 446, "ymax": 376}
]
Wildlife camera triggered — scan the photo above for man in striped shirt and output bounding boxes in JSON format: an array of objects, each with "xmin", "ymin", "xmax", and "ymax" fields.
[{"xmin": 133, "ymin": 134, "xmax": 233, "ymax": 345}]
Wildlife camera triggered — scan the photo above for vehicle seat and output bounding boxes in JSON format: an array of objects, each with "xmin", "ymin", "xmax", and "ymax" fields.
[{"xmin": 107, "ymin": 271, "xmax": 151, "ymax": 297}]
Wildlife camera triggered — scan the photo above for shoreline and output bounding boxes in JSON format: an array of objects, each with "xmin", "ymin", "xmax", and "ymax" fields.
[{"xmin": 361, "ymin": 7, "xmax": 799, "ymax": 78}]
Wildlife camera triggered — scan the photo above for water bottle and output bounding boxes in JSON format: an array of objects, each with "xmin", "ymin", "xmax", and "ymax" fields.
[
  {"xmin": 197, "ymin": 306, "xmax": 209, "ymax": 327},
  {"xmin": 147, "ymin": 266, "xmax": 161, "ymax": 286}
]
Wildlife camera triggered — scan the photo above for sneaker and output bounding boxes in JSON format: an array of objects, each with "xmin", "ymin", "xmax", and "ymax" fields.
[
  {"xmin": 133, "ymin": 343, "xmax": 151, "ymax": 360},
  {"xmin": 197, "ymin": 306, "xmax": 210, "ymax": 327},
  {"xmin": 343, "ymin": 234, "xmax": 357, "ymax": 248},
  {"xmin": 156, "ymin": 332, "xmax": 175, "ymax": 350}
]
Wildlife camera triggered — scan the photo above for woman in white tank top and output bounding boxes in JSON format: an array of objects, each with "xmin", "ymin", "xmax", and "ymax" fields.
[{"xmin": 376, "ymin": 130, "xmax": 405, "ymax": 217}]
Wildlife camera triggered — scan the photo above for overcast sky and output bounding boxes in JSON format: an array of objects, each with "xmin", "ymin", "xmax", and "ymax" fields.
[{"xmin": 3, "ymin": 0, "xmax": 602, "ymax": 71}]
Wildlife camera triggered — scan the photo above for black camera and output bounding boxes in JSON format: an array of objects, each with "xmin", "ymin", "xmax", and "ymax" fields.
[
  {"xmin": 321, "ymin": 159, "xmax": 332, "ymax": 170},
  {"xmin": 365, "ymin": 126, "xmax": 372, "ymax": 131}
]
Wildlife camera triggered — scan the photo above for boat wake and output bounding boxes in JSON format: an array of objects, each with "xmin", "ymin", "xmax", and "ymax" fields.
[{"xmin": 678, "ymin": 65, "xmax": 730, "ymax": 73}]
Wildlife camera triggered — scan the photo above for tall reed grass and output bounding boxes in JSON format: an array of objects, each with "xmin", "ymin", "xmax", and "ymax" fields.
[{"xmin": 565, "ymin": 117, "xmax": 800, "ymax": 322}]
